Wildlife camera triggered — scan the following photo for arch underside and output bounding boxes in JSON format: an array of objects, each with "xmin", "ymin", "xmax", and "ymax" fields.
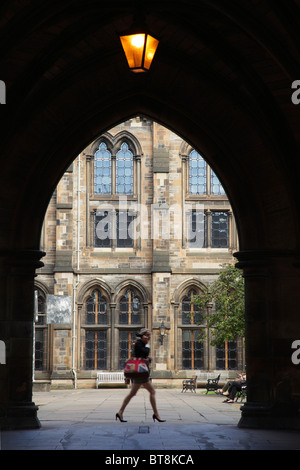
[{"xmin": 0, "ymin": 1, "xmax": 299, "ymax": 254}]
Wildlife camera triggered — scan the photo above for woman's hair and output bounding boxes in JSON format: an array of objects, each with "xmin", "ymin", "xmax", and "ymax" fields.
[{"xmin": 136, "ymin": 328, "xmax": 149, "ymax": 337}]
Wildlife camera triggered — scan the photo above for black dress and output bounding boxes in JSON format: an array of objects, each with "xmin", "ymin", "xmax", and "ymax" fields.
[{"xmin": 132, "ymin": 339, "xmax": 150, "ymax": 384}]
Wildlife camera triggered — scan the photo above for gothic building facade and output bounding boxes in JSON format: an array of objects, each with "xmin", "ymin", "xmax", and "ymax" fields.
[{"xmin": 35, "ymin": 117, "xmax": 243, "ymax": 389}]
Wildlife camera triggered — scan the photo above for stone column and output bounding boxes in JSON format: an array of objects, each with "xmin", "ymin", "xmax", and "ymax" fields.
[
  {"xmin": 0, "ymin": 249, "xmax": 45, "ymax": 429},
  {"xmin": 235, "ymin": 250, "xmax": 300, "ymax": 430}
]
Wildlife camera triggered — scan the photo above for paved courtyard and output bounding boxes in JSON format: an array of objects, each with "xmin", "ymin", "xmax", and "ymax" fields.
[{"xmin": 1, "ymin": 388, "xmax": 300, "ymax": 452}]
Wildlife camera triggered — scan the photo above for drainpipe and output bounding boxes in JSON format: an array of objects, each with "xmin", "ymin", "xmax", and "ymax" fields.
[
  {"xmin": 72, "ymin": 154, "xmax": 81, "ymax": 389},
  {"xmin": 72, "ymin": 282, "xmax": 77, "ymax": 389},
  {"xmin": 32, "ymin": 290, "xmax": 38, "ymax": 384}
]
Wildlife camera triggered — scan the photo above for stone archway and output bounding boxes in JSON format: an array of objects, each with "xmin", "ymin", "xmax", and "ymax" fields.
[{"xmin": 0, "ymin": 1, "xmax": 300, "ymax": 430}]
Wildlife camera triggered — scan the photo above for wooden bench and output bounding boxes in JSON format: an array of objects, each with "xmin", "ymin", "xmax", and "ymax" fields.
[
  {"xmin": 96, "ymin": 371, "xmax": 126, "ymax": 388},
  {"xmin": 205, "ymin": 374, "xmax": 220, "ymax": 394},
  {"xmin": 181, "ymin": 375, "xmax": 197, "ymax": 393}
]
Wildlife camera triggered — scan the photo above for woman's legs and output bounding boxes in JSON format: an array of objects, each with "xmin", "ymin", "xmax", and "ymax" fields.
[
  {"xmin": 118, "ymin": 382, "xmax": 141, "ymax": 418},
  {"xmin": 217, "ymin": 381, "xmax": 231, "ymax": 395},
  {"xmin": 117, "ymin": 380, "xmax": 164, "ymax": 420},
  {"xmin": 142, "ymin": 381, "xmax": 162, "ymax": 418},
  {"xmin": 222, "ymin": 381, "xmax": 232, "ymax": 393},
  {"xmin": 228, "ymin": 381, "xmax": 241, "ymax": 400}
]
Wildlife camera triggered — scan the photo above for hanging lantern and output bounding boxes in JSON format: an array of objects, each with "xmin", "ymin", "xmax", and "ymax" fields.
[{"xmin": 120, "ymin": 33, "xmax": 159, "ymax": 72}]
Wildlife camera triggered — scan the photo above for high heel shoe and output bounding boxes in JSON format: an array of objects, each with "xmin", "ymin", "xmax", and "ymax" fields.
[
  {"xmin": 152, "ymin": 413, "xmax": 166, "ymax": 422},
  {"xmin": 116, "ymin": 412, "xmax": 127, "ymax": 422}
]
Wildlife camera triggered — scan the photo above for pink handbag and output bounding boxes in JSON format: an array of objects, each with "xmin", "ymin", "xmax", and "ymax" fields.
[{"xmin": 124, "ymin": 357, "xmax": 150, "ymax": 379}]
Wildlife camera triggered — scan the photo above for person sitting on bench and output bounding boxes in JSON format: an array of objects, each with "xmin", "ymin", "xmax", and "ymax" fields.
[
  {"xmin": 223, "ymin": 374, "xmax": 246, "ymax": 403},
  {"xmin": 216, "ymin": 373, "xmax": 245, "ymax": 396}
]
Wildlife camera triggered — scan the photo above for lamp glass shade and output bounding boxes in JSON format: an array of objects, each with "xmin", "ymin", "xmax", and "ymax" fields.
[{"xmin": 120, "ymin": 33, "xmax": 159, "ymax": 72}]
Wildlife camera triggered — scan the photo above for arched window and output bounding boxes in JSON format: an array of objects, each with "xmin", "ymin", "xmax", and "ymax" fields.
[
  {"xmin": 118, "ymin": 288, "xmax": 143, "ymax": 368},
  {"xmin": 86, "ymin": 289, "xmax": 107, "ymax": 325},
  {"xmin": 188, "ymin": 149, "xmax": 225, "ymax": 196},
  {"xmin": 93, "ymin": 140, "xmax": 135, "ymax": 196},
  {"xmin": 189, "ymin": 150, "xmax": 206, "ymax": 195},
  {"xmin": 119, "ymin": 289, "xmax": 141, "ymax": 325},
  {"xmin": 211, "ymin": 169, "xmax": 225, "ymax": 195},
  {"xmin": 93, "ymin": 139, "xmax": 137, "ymax": 249},
  {"xmin": 184, "ymin": 147, "xmax": 234, "ymax": 252},
  {"xmin": 81, "ymin": 283, "xmax": 146, "ymax": 371},
  {"xmin": 34, "ymin": 290, "xmax": 48, "ymax": 371},
  {"xmin": 182, "ymin": 289, "xmax": 202, "ymax": 324},
  {"xmin": 116, "ymin": 142, "xmax": 133, "ymax": 195},
  {"xmin": 84, "ymin": 288, "xmax": 108, "ymax": 370},
  {"xmin": 180, "ymin": 288, "xmax": 204, "ymax": 370},
  {"xmin": 94, "ymin": 142, "xmax": 112, "ymax": 194}
]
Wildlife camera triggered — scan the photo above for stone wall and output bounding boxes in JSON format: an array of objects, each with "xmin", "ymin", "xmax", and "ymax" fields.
[{"xmin": 35, "ymin": 117, "xmax": 242, "ymax": 387}]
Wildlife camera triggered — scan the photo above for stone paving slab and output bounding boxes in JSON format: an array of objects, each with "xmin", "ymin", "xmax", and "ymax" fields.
[{"xmin": 1, "ymin": 389, "xmax": 300, "ymax": 452}]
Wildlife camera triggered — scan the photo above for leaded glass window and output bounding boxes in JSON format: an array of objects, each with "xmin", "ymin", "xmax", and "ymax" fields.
[
  {"xmin": 211, "ymin": 212, "xmax": 229, "ymax": 248},
  {"xmin": 182, "ymin": 329, "xmax": 204, "ymax": 369},
  {"xmin": 94, "ymin": 142, "xmax": 111, "ymax": 194},
  {"xmin": 35, "ymin": 330, "xmax": 45, "ymax": 371},
  {"xmin": 85, "ymin": 330, "xmax": 107, "ymax": 370},
  {"xmin": 35, "ymin": 293, "xmax": 47, "ymax": 371},
  {"xmin": 86, "ymin": 289, "xmax": 107, "ymax": 325},
  {"xmin": 189, "ymin": 150, "xmax": 206, "ymax": 195},
  {"xmin": 216, "ymin": 341, "xmax": 237, "ymax": 370},
  {"xmin": 119, "ymin": 289, "xmax": 141, "ymax": 325},
  {"xmin": 116, "ymin": 142, "xmax": 133, "ymax": 195},
  {"xmin": 182, "ymin": 289, "xmax": 202, "ymax": 324},
  {"xmin": 211, "ymin": 170, "xmax": 225, "ymax": 195},
  {"xmin": 36, "ymin": 293, "xmax": 46, "ymax": 325},
  {"xmin": 119, "ymin": 330, "xmax": 137, "ymax": 369}
]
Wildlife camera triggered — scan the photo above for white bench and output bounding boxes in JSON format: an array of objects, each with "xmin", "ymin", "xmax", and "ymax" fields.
[{"xmin": 96, "ymin": 371, "xmax": 125, "ymax": 388}]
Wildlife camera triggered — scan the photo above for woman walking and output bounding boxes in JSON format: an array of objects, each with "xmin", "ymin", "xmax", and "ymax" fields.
[{"xmin": 116, "ymin": 328, "xmax": 165, "ymax": 423}]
